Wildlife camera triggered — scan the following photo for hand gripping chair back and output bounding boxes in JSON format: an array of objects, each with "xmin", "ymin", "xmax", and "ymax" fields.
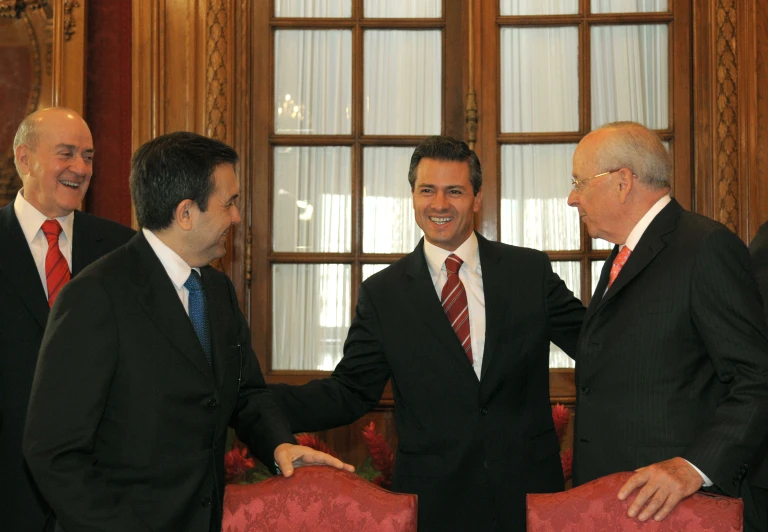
[
  {"xmin": 527, "ymin": 471, "xmax": 743, "ymax": 532},
  {"xmin": 222, "ymin": 465, "xmax": 418, "ymax": 532}
]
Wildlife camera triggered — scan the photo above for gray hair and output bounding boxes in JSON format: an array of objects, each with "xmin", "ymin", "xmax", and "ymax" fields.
[
  {"xmin": 12, "ymin": 113, "xmax": 41, "ymax": 175},
  {"xmin": 592, "ymin": 121, "xmax": 672, "ymax": 190}
]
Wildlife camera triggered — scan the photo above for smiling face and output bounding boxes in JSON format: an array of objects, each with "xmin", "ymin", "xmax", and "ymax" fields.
[
  {"xmin": 15, "ymin": 109, "xmax": 94, "ymax": 219},
  {"xmin": 412, "ymin": 158, "xmax": 482, "ymax": 251},
  {"xmin": 188, "ymin": 163, "xmax": 241, "ymax": 266}
]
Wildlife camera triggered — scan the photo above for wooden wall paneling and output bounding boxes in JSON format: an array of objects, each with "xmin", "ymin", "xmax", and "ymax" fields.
[
  {"xmin": 52, "ymin": 0, "xmax": 87, "ymax": 114},
  {"xmin": 671, "ymin": 0, "xmax": 692, "ymax": 211},
  {"xmin": 737, "ymin": 0, "xmax": 757, "ymax": 242},
  {"xmin": 756, "ymin": 0, "xmax": 768, "ymax": 233},
  {"xmin": 476, "ymin": 0, "xmax": 498, "ymax": 239}
]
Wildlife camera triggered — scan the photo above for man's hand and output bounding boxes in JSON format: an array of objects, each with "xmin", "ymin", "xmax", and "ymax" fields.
[
  {"xmin": 617, "ymin": 457, "xmax": 703, "ymax": 522},
  {"xmin": 273, "ymin": 443, "xmax": 355, "ymax": 478}
]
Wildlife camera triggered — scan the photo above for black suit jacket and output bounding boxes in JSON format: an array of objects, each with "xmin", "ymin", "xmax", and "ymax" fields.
[
  {"xmin": 573, "ymin": 199, "xmax": 768, "ymax": 495},
  {"xmin": 23, "ymin": 233, "xmax": 295, "ymax": 532},
  {"xmin": 750, "ymin": 220, "xmax": 768, "ymax": 321},
  {"xmin": 0, "ymin": 199, "xmax": 134, "ymax": 531},
  {"xmin": 271, "ymin": 233, "xmax": 586, "ymax": 532}
]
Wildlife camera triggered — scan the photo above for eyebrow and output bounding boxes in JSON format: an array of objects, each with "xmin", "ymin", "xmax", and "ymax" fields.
[{"xmin": 54, "ymin": 143, "xmax": 95, "ymax": 155}]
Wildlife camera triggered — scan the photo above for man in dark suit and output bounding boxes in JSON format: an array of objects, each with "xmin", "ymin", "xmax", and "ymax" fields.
[
  {"xmin": 567, "ymin": 121, "xmax": 768, "ymax": 531},
  {"xmin": 270, "ymin": 136, "xmax": 586, "ymax": 531},
  {"xmin": 23, "ymin": 132, "xmax": 352, "ymax": 532},
  {"xmin": 0, "ymin": 108, "xmax": 135, "ymax": 531},
  {"xmin": 751, "ymin": 221, "xmax": 768, "ymax": 320}
]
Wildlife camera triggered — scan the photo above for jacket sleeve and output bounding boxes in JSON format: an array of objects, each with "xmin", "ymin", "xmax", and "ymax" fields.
[{"xmin": 542, "ymin": 253, "xmax": 586, "ymax": 359}]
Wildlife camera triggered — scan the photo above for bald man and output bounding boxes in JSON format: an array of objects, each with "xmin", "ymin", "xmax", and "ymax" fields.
[
  {"xmin": 0, "ymin": 108, "xmax": 134, "ymax": 531},
  {"xmin": 568, "ymin": 121, "xmax": 768, "ymax": 531}
]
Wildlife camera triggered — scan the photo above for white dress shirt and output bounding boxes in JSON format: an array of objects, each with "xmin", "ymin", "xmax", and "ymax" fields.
[
  {"xmin": 142, "ymin": 228, "xmax": 199, "ymax": 316},
  {"xmin": 423, "ymin": 233, "xmax": 486, "ymax": 380},
  {"xmin": 13, "ymin": 189, "xmax": 74, "ymax": 298},
  {"xmin": 614, "ymin": 194, "xmax": 711, "ymax": 487}
]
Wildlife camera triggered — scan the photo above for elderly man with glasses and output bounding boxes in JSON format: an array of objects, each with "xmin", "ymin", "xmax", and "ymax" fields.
[{"xmin": 567, "ymin": 121, "xmax": 768, "ymax": 532}]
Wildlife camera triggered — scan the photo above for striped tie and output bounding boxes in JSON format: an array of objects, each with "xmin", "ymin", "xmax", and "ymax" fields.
[
  {"xmin": 441, "ymin": 254, "xmax": 473, "ymax": 363},
  {"xmin": 42, "ymin": 219, "xmax": 70, "ymax": 307},
  {"xmin": 608, "ymin": 246, "xmax": 632, "ymax": 288}
]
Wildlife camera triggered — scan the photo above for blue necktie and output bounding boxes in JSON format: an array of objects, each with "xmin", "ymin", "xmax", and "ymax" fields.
[{"xmin": 184, "ymin": 270, "xmax": 212, "ymax": 366}]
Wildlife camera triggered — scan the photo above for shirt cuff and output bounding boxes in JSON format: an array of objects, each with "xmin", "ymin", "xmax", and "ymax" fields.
[{"xmin": 684, "ymin": 459, "xmax": 713, "ymax": 487}]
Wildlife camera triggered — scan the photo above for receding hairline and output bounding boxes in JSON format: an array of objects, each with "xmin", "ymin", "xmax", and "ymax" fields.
[{"xmin": 13, "ymin": 107, "xmax": 90, "ymax": 152}]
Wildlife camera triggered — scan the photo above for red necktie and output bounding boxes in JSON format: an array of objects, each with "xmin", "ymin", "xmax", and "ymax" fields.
[
  {"xmin": 42, "ymin": 219, "xmax": 71, "ymax": 307},
  {"xmin": 441, "ymin": 254, "xmax": 473, "ymax": 363},
  {"xmin": 608, "ymin": 246, "xmax": 632, "ymax": 288}
]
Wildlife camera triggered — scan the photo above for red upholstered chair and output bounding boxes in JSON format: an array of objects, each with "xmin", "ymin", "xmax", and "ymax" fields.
[
  {"xmin": 222, "ymin": 465, "xmax": 418, "ymax": 532},
  {"xmin": 527, "ymin": 471, "xmax": 743, "ymax": 532}
]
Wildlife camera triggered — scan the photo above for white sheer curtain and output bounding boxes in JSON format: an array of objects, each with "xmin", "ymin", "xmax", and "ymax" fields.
[
  {"xmin": 364, "ymin": 0, "xmax": 441, "ymax": 18},
  {"xmin": 363, "ymin": 147, "xmax": 423, "ymax": 253},
  {"xmin": 364, "ymin": 30, "xmax": 441, "ymax": 134},
  {"xmin": 499, "ymin": 0, "xmax": 578, "ymax": 15},
  {"xmin": 274, "ymin": 0, "xmax": 351, "ymax": 17},
  {"xmin": 273, "ymin": 146, "xmax": 351, "ymax": 253},
  {"xmin": 274, "ymin": 30, "xmax": 352, "ymax": 134},
  {"xmin": 591, "ymin": 0, "xmax": 667, "ymax": 13},
  {"xmin": 273, "ymin": 264, "xmax": 351, "ymax": 370}
]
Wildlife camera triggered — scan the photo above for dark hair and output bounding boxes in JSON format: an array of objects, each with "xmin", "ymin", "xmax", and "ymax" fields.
[
  {"xmin": 407, "ymin": 136, "xmax": 482, "ymax": 194},
  {"xmin": 130, "ymin": 132, "xmax": 239, "ymax": 230}
]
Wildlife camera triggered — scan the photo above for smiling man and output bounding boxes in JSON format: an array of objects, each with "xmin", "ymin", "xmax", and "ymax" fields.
[
  {"xmin": 0, "ymin": 108, "xmax": 135, "ymax": 531},
  {"xmin": 270, "ymin": 136, "xmax": 586, "ymax": 531},
  {"xmin": 23, "ymin": 132, "xmax": 352, "ymax": 532}
]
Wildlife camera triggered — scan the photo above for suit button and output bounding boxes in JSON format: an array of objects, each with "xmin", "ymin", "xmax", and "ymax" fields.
[
  {"xmin": 207, "ymin": 397, "xmax": 218, "ymax": 407},
  {"xmin": 480, "ymin": 407, "xmax": 488, "ymax": 415},
  {"xmin": 580, "ymin": 387, "xmax": 591, "ymax": 395},
  {"xmin": 483, "ymin": 461, "xmax": 489, "ymax": 469},
  {"xmin": 201, "ymin": 496, "xmax": 212, "ymax": 507}
]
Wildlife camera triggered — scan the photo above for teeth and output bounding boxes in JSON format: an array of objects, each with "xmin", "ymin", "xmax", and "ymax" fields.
[
  {"xmin": 430, "ymin": 217, "xmax": 451, "ymax": 224},
  {"xmin": 60, "ymin": 180, "xmax": 80, "ymax": 188}
]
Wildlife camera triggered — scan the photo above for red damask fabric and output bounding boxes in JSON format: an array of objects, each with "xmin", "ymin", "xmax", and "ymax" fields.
[
  {"xmin": 527, "ymin": 471, "xmax": 743, "ymax": 532},
  {"xmin": 222, "ymin": 466, "xmax": 418, "ymax": 532}
]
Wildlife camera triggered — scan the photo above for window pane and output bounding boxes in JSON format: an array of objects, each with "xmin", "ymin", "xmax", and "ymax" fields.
[
  {"xmin": 275, "ymin": 0, "xmax": 351, "ymax": 17},
  {"xmin": 364, "ymin": 30, "xmax": 441, "ymax": 134},
  {"xmin": 549, "ymin": 261, "xmax": 579, "ymax": 368},
  {"xmin": 500, "ymin": 0, "xmax": 578, "ymax": 15},
  {"xmin": 362, "ymin": 263, "xmax": 389, "ymax": 281},
  {"xmin": 500, "ymin": 144, "xmax": 580, "ymax": 250},
  {"xmin": 591, "ymin": 24, "xmax": 669, "ymax": 129},
  {"xmin": 364, "ymin": 0, "xmax": 441, "ymax": 17},
  {"xmin": 275, "ymin": 30, "xmax": 352, "ymax": 134},
  {"xmin": 591, "ymin": 260, "xmax": 606, "ymax": 297},
  {"xmin": 272, "ymin": 263, "xmax": 351, "ymax": 370},
  {"xmin": 363, "ymin": 147, "xmax": 423, "ymax": 253},
  {"xmin": 501, "ymin": 27, "xmax": 579, "ymax": 133},
  {"xmin": 591, "ymin": 0, "xmax": 667, "ymax": 13},
  {"xmin": 273, "ymin": 146, "xmax": 351, "ymax": 252},
  {"xmin": 592, "ymin": 238, "xmax": 613, "ymax": 250}
]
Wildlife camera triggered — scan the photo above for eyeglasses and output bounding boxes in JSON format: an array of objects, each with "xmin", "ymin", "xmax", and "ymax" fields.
[{"xmin": 570, "ymin": 169, "xmax": 625, "ymax": 192}]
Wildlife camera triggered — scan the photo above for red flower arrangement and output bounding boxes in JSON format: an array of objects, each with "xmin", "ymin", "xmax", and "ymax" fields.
[
  {"xmin": 224, "ymin": 440, "xmax": 256, "ymax": 483},
  {"xmin": 551, "ymin": 403, "xmax": 573, "ymax": 482},
  {"xmin": 361, "ymin": 421, "xmax": 395, "ymax": 488}
]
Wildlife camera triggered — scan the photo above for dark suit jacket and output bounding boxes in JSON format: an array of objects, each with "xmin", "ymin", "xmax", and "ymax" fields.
[
  {"xmin": 750, "ymin": 220, "xmax": 768, "ymax": 321},
  {"xmin": 271, "ymin": 233, "xmax": 586, "ymax": 532},
  {"xmin": 573, "ymin": 199, "xmax": 768, "ymax": 497},
  {"xmin": 0, "ymin": 199, "xmax": 134, "ymax": 532},
  {"xmin": 22, "ymin": 233, "xmax": 295, "ymax": 532}
]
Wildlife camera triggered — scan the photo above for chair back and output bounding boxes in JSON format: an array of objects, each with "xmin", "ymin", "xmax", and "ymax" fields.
[
  {"xmin": 527, "ymin": 471, "xmax": 743, "ymax": 531},
  {"xmin": 222, "ymin": 465, "xmax": 418, "ymax": 532}
]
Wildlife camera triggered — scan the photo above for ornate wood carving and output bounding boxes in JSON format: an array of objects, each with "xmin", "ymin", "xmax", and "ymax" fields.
[
  {"xmin": 205, "ymin": 0, "xmax": 228, "ymax": 141},
  {"xmin": 715, "ymin": 0, "xmax": 739, "ymax": 233},
  {"xmin": 62, "ymin": 0, "xmax": 79, "ymax": 41}
]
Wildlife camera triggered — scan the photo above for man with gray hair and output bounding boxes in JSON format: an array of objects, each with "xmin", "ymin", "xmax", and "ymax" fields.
[
  {"xmin": 568, "ymin": 121, "xmax": 768, "ymax": 531},
  {"xmin": 0, "ymin": 107, "xmax": 135, "ymax": 530}
]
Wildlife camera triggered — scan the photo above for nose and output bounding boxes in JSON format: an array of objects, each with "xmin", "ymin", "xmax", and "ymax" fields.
[
  {"xmin": 70, "ymin": 156, "xmax": 90, "ymax": 176},
  {"xmin": 567, "ymin": 189, "xmax": 578, "ymax": 207},
  {"xmin": 231, "ymin": 204, "xmax": 242, "ymax": 225},
  {"xmin": 431, "ymin": 190, "xmax": 449, "ymax": 210}
]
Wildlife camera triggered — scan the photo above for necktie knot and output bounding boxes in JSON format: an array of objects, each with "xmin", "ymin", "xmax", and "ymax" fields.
[
  {"xmin": 42, "ymin": 219, "xmax": 63, "ymax": 244},
  {"xmin": 184, "ymin": 269, "xmax": 203, "ymax": 293},
  {"xmin": 184, "ymin": 269, "xmax": 212, "ymax": 366},
  {"xmin": 608, "ymin": 246, "xmax": 632, "ymax": 288},
  {"xmin": 445, "ymin": 254, "xmax": 464, "ymax": 275}
]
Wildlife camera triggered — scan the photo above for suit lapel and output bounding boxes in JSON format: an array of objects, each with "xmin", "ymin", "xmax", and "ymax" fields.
[
  {"xmin": 478, "ymin": 235, "xmax": 505, "ymax": 381},
  {"xmin": 405, "ymin": 240, "xmax": 475, "ymax": 370},
  {"xmin": 583, "ymin": 245, "xmax": 617, "ymax": 322},
  {"xmin": 591, "ymin": 199, "xmax": 682, "ymax": 314},
  {"xmin": 129, "ymin": 233, "xmax": 214, "ymax": 380},
  {"xmin": 0, "ymin": 201, "xmax": 49, "ymax": 329}
]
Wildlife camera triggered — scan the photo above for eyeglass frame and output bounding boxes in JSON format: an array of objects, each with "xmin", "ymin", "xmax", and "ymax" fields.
[{"xmin": 571, "ymin": 168, "xmax": 636, "ymax": 192}]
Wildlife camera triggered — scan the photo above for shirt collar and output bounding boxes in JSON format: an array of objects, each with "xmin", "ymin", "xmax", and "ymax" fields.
[
  {"xmin": 142, "ymin": 228, "xmax": 199, "ymax": 290},
  {"xmin": 623, "ymin": 194, "xmax": 672, "ymax": 251},
  {"xmin": 13, "ymin": 189, "xmax": 75, "ymax": 244},
  {"xmin": 423, "ymin": 232, "xmax": 481, "ymax": 275}
]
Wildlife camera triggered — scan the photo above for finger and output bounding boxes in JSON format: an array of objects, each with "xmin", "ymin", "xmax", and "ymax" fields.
[
  {"xmin": 274, "ymin": 452, "xmax": 295, "ymax": 478},
  {"xmin": 636, "ymin": 489, "xmax": 669, "ymax": 522},
  {"xmin": 627, "ymin": 482, "xmax": 661, "ymax": 518},
  {"xmin": 618, "ymin": 471, "xmax": 648, "ymax": 500},
  {"xmin": 298, "ymin": 450, "xmax": 355, "ymax": 472},
  {"xmin": 653, "ymin": 492, "xmax": 684, "ymax": 521}
]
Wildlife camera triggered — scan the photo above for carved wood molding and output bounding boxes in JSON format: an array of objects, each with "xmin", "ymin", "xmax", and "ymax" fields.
[
  {"xmin": 63, "ymin": 0, "xmax": 79, "ymax": 41},
  {"xmin": 205, "ymin": 0, "xmax": 228, "ymax": 142},
  {"xmin": 715, "ymin": 0, "xmax": 739, "ymax": 233}
]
